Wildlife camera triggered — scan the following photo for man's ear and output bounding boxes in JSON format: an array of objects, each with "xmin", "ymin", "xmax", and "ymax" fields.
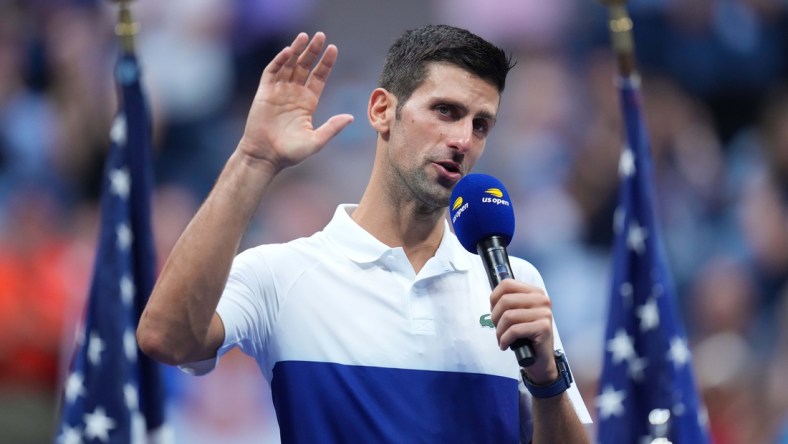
[{"xmin": 368, "ymin": 88, "xmax": 396, "ymax": 134}]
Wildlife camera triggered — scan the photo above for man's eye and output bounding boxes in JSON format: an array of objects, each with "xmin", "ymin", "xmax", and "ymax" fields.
[
  {"xmin": 474, "ymin": 119, "xmax": 489, "ymax": 135},
  {"xmin": 436, "ymin": 105, "xmax": 451, "ymax": 116}
]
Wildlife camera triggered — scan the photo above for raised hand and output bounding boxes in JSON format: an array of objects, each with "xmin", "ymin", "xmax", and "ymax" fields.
[{"xmin": 239, "ymin": 32, "xmax": 354, "ymax": 173}]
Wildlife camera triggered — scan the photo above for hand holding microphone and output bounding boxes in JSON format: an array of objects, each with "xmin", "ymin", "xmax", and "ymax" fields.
[{"xmin": 449, "ymin": 174, "xmax": 537, "ymax": 368}]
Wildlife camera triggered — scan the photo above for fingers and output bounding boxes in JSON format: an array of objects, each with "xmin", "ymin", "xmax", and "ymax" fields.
[
  {"xmin": 494, "ymin": 307, "xmax": 552, "ymax": 351},
  {"xmin": 305, "ymin": 44, "xmax": 338, "ymax": 97},
  {"xmin": 260, "ymin": 46, "xmax": 294, "ymax": 85},
  {"xmin": 490, "ymin": 280, "xmax": 553, "ymax": 350},
  {"xmin": 260, "ymin": 32, "xmax": 307, "ymax": 84},
  {"xmin": 292, "ymin": 33, "xmax": 327, "ymax": 84},
  {"xmin": 489, "ymin": 279, "xmax": 546, "ymax": 310},
  {"xmin": 276, "ymin": 32, "xmax": 310, "ymax": 82},
  {"xmin": 261, "ymin": 32, "xmax": 334, "ymax": 87}
]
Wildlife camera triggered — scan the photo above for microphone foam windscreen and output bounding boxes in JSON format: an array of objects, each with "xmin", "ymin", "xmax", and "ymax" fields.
[{"xmin": 449, "ymin": 173, "xmax": 515, "ymax": 254}]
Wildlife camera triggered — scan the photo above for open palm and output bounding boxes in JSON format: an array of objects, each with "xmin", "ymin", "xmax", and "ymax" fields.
[{"xmin": 240, "ymin": 32, "xmax": 354, "ymax": 172}]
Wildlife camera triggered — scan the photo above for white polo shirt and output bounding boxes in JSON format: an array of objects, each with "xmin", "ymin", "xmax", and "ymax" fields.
[{"xmin": 195, "ymin": 204, "xmax": 590, "ymax": 443}]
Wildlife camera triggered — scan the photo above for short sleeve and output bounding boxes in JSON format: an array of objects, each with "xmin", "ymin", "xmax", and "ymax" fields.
[
  {"xmin": 179, "ymin": 247, "xmax": 277, "ymax": 376},
  {"xmin": 511, "ymin": 257, "xmax": 594, "ymax": 425}
]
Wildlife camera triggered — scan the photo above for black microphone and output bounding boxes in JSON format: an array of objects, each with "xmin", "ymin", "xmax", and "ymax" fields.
[{"xmin": 449, "ymin": 174, "xmax": 536, "ymax": 368}]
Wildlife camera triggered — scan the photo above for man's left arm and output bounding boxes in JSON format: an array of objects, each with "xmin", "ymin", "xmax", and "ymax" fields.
[
  {"xmin": 530, "ymin": 391, "xmax": 589, "ymax": 443},
  {"xmin": 490, "ymin": 279, "xmax": 591, "ymax": 444}
]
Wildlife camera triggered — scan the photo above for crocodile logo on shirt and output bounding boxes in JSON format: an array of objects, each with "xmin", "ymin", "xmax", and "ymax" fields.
[{"xmin": 479, "ymin": 314, "xmax": 495, "ymax": 329}]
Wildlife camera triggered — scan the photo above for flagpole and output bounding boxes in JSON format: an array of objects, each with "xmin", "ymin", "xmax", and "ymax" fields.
[
  {"xmin": 111, "ymin": 0, "xmax": 140, "ymax": 55},
  {"xmin": 601, "ymin": 0, "xmax": 637, "ymax": 78},
  {"xmin": 111, "ymin": 1, "xmax": 170, "ymax": 439}
]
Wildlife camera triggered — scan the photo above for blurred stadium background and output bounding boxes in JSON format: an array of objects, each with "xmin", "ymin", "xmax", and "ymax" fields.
[{"xmin": 0, "ymin": 0, "xmax": 786, "ymax": 442}]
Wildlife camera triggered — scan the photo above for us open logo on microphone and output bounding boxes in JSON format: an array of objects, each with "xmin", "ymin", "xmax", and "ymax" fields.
[
  {"xmin": 451, "ymin": 196, "xmax": 469, "ymax": 224},
  {"xmin": 481, "ymin": 188, "xmax": 510, "ymax": 206}
]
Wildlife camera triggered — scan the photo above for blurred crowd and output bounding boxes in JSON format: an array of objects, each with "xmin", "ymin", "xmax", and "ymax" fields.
[{"xmin": 0, "ymin": 0, "xmax": 786, "ymax": 442}]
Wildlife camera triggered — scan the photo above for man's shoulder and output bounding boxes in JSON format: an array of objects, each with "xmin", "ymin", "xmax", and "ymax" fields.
[
  {"xmin": 234, "ymin": 231, "xmax": 333, "ymax": 270},
  {"xmin": 506, "ymin": 254, "xmax": 538, "ymax": 272},
  {"xmin": 507, "ymin": 255, "xmax": 546, "ymax": 290},
  {"xmin": 255, "ymin": 229, "xmax": 329, "ymax": 251}
]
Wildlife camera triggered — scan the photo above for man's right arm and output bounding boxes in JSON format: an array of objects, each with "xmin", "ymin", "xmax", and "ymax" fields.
[
  {"xmin": 136, "ymin": 32, "xmax": 353, "ymax": 366},
  {"xmin": 136, "ymin": 151, "xmax": 277, "ymax": 365}
]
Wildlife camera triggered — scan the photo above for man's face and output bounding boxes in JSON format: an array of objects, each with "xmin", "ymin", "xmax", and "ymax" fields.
[{"xmin": 384, "ymin": 63, "xmax": 500, "ymax": 209}]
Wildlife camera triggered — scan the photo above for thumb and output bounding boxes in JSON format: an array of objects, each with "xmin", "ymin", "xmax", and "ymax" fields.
[{"xmin": 313, "ymin": 114, "xmax": 354, "ymax": 147}]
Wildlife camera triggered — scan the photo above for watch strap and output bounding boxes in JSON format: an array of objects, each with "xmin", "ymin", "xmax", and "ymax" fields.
[{"xmin": 521, "ymin": 349, "xmax": 574, "ymax": 399}]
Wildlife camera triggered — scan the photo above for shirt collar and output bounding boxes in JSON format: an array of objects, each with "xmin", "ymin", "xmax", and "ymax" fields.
[{"xmin": 323, "ymin": 204, "xmax": 472, "ymax": 272}]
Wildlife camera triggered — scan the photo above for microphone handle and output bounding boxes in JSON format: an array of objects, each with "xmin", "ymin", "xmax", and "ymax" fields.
[{"xmin": 477, "ymin": 236, "xmax": 536, "ymax": 368}]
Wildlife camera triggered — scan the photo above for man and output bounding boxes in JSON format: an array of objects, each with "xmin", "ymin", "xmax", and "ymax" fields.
[{"xmin": 138, "ymin": 25, "xmax": 592, "ymax": 443}]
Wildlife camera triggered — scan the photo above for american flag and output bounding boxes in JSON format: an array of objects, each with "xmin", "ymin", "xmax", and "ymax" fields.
[
  {"xmin": 595, "ymin": 76, "xmax": 711, "ymax": 444},
  {"xmin": 56, "ymin": 52, "xmax": 168, "ymax": 444}
]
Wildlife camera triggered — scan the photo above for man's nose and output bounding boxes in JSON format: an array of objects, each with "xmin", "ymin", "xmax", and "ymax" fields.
[{"xmin": 446, "ymin": 119, "xmax": 473, "ymax": 152}]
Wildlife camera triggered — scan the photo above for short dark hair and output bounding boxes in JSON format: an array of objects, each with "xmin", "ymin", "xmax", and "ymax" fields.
[{"xmin": 379, "ymin": 24, "xmax": 514, "ymax": 112}]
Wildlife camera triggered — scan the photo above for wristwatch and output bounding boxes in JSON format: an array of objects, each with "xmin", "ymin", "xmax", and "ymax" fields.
[{"xmin": 521, "ymin": 349, "xmax": 574, "ymax": 399}]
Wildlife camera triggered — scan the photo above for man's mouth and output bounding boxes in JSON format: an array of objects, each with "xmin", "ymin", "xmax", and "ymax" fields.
[{"xmin": 436, "ymin": 161, "xmax": 461, "ymax": 174}]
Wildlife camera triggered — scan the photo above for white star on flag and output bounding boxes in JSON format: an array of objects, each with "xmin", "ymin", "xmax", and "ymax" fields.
[
  {"xmin": 607, "ymin": 329, "xmax": 636, "ymax": 364},
  {"xmin": 88, "ymin": 333, "xmax": 105, "ymax": 366},
  {"xmin": 668, "ymin": 337, "xmax": 691, "ymax": 368},
  {"xmin": 636, "ymin": 298, "xmax": 660, "ymax": 332},
  {"xmin": 109, "ymin": 168, "xmax": 131, "ymax": 199},
  {"xmin": 673, "ymin": 401, "xmax": 686, "ymax": 417},
  {"xmin": 124, "ymin": 329, "xmax": 138, "ymax": 362},
  {"xmin": 627, "ymin": 221, "xmax": 648, "ymax": 255},
  {"xmin": 120, "ymin": 274, "xmax": 135, "ymax": 306},
  {"xmin": 58, "ymin": 425, "xmax": 82, "ymax": 444},
  {"xmin": 124, "ymin": 383, "xmax": 139, "ymax": 410},
  {"xmin": 84, "ymin": 407, "xmax": 116, "ymax": 442},
  {"xmin": 596, "ymin": 385, "xmax": 626, "ymax": 420},
  {"xmin": 110, "ymin": 114, "xmax": 126, "ymax": 145},
  {"xmin": 627, "ymin": 355, "xmax": 648, "ymax": 382},
  {"xmin": 619, "ymin": 147, "xmax": 636, "ymax": 178},
  {"xmin": 64, "ymin": 372, "xmax": 86, "ymax": 403},
  {"xmin": 620, "ymin": 282, "xmax": 633, "ymax": 307},
  {"xmin": 132, "ymin": 411, "xmax": 147, "ymax": 444},
  {"xmin": 116, "ymin": 223, "xmax": 133, "ymax": 251}
]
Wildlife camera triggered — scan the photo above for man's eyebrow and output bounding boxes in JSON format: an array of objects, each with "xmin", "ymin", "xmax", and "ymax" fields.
[{"xmin": 476, "ymin": 109, "xmax": 497, "ymax": 125}]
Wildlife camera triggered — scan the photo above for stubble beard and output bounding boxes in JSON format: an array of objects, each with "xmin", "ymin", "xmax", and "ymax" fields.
[{"xmin": 388, "ymin": 156, "xmax": 451, "ymax": 213}]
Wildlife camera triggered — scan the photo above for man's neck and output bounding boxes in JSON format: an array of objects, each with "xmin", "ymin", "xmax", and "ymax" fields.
[{"xmin": 352, "ymin": 193, "xmax": 446, "ymax": 274}]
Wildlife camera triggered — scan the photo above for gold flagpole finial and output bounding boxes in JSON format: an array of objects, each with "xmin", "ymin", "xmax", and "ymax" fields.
[
  {"xmin": 111, "ymin": 0, "xmax": 139, "ymax": 55},
  {"xmin": 600, "ymin": 0, "xmax": 637, "ymax": 77}
]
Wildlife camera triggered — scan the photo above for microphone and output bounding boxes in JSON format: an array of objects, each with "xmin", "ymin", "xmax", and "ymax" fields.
[{"xmin": 449, "ymin": 173, "xmax": 536, "ymax": 368}]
